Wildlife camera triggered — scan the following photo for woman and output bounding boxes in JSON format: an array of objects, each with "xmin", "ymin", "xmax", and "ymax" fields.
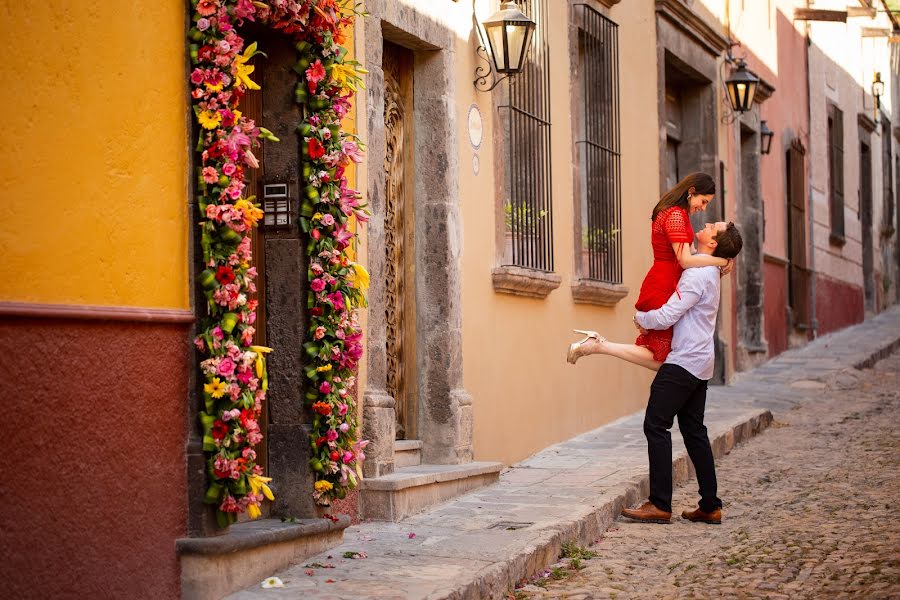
[{"xmin": 567, "ymin": 172, "xmax": 729, "ymax": 371}]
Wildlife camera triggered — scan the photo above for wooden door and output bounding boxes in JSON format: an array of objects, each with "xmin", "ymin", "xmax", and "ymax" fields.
[
  {"xmin": 383, "ymin": 42, "xmax": 417, "ymax": 440},
  {"xmin": 786, "ymin": 141, "xmax": 809, "ymax": 329}
]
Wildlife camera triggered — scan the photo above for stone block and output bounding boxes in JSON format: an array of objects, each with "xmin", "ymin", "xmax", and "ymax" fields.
[{"xmin": 178, "ymin": 517, "xmax": 348, "ymax": 600}]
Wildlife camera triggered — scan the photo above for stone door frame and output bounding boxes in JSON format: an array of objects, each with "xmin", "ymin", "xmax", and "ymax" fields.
[{"xmin": 361, "ymin": 3, "xmax": 472, "ymax": 477}]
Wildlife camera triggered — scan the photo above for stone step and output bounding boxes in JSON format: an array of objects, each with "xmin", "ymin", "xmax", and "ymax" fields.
[
  {"xmin": 177, "ymin": 516, "xmax": 349, "ymax": 600},
  {"xmin": 393, "ymin": 438, "xmax": 423, "ymax": 468},
  {"xmin": 359, "ymin": 461, "xmax": 503, "ymax": 521}
]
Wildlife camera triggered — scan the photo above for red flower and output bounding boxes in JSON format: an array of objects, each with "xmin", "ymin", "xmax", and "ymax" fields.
[
  {"xmin": 212, "ymin": 420, "xmax": 229, "ymax": 441},
  {"xmin": 310, "ymin": 307, "xmax": 324, "ymax": 317},
  {"xmin": 315, "ymin": 436, "xmax": 327, "ymax": 446},
  {"xmin": 308, "ymin": 138, "xmax": 325, "ymax": 160},
  {"xmin": 311, "ymin": 401, "xmax": 332, "ymax": 416},
  {"xmin": 329, "ymin": 451, "xmax": 340, "ymax": 461},
  {"xmin": 216, "ymin": 265, "xmax": 236, "ymax": 285},
  {"xmin": 311, "ymin": 228, "xmax": 321, "ymax": 240}
]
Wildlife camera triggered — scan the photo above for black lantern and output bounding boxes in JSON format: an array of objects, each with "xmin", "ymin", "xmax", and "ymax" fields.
[
  {"xmin": 725, "ymin": 59, "xmax": 760, "ymax": 113},
  {"xmin": 482, "ymin": 2, "xmax": 536, "ymax": 74},
  {"xmin": 873, "ymin": 71, "xmax": 885, "ymax": 108},
  {"xmin": 760, "ymin": 120, "xmax": 774, "ymax": 155}
]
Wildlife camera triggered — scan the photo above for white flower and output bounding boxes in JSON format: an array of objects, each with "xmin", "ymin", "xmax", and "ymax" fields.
[{"xmin": 261, "ymin": 576, "xmax": 284, "ymax": 589}]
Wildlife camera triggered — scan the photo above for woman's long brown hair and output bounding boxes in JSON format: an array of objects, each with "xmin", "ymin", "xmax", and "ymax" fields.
[{"xmin": 651, "ymin": 172, "xmax": 716, "ymax": 220}]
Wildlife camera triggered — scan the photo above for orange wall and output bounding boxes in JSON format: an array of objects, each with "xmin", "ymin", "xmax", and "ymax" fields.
[{"xmin": 0, "ymin": 1, "xmax": 189, "ymax": 309}]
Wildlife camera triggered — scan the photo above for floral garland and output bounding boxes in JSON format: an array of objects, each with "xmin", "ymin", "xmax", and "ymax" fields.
[{"xmin": 189, "ymin": 0, "xmax": 368, "ymax": 527}]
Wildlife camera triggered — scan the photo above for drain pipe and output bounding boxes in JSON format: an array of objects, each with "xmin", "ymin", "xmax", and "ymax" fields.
[{"xmin": 805, "ymin": 18, "xmax": 818, "ymax": 338}]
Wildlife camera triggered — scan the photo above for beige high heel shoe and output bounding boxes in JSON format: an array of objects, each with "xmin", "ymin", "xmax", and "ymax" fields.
[{"xmin": 567, "ymin": 329, "xmax": 605, "ymax": 364}]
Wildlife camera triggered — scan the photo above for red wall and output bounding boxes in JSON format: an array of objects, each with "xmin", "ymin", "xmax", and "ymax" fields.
[
  {"xmin": 814, "ymin": 275, "xmax": 865, "ymax": 336},
  {"xmin": 763, "ymin": 260, "xmax": 788, "ymax": 357},
  {"xmin": 1, "ymin": 318, "xmax": 190, "ymax": 599}
]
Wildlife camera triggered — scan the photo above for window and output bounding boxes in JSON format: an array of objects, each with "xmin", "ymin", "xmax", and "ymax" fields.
[
  {"xmin": 882, "ymin": 117, "xmax": 894, "ymax": 235},
  {"xmin": 575, "ymin": 4, "xmax": 621, "ymax": 283},
  {"xmin": 502, "ymin": 0, "xmax": 553, "ymax": 271},
  {"xmin": 827, "ymin": 104, "xmax": 845, "ymax": 244}
]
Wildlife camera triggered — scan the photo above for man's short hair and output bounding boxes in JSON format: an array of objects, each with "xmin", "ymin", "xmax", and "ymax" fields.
[{"xmin": 712, "ymin": 222, "xmax": 743, "ymax": 259}]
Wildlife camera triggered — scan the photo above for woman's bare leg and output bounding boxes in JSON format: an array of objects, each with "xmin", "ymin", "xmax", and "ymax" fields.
[
  {"xmin": 595, "ymin": 341, "xmax": 662, "ymax": 372},
  {"xmin": 569, "ymin": 332, "xmax": 662, "ymax": 372}
]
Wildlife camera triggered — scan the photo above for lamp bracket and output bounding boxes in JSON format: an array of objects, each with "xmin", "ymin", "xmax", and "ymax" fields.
[{"xmin": 474, "ymin": 44, "xmax": 510, "ymax": 92}]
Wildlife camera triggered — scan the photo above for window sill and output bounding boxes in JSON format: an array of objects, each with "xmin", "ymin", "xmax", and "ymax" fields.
[
  {"xmin": 492, "ymin": 265, "xmax": 561, "ymax": 299},
  {"xmin": 571, "ymin": 279, "xmax": 630, "ymax": 307},
  {"xmin": 829, "ymin": 232, "xmax": 846, "ymax": 247}
]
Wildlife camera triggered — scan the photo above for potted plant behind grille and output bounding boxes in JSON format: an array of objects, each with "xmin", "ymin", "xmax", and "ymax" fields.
[
  {"xmin": 580, "ymin": 226, "xmax": 619, "ymax": 280},
  {"xmin": 503, "ymin": 201, "xmax": 548, "ymax": 264}
]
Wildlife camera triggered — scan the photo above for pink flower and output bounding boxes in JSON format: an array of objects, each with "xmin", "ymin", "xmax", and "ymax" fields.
[
  {"xmin": 236, "ymin": 368, "xmax": 254, "ymax": 385},
  {"xmin": 327, "ymin": 292, "xmax": 345, "ymax": 311},
  {"xmin": 342, "ymin": 141, "xmax": 364, "ymax": 164},
  {"xmin": 339, "ymin": 422, "xmax": 350, "ymax": 433},
  {"xmin": 217, "ymin": 357, "xmax": 236, "ymax": 377},
  {"xmin": 222, "ymin": 162, "xmax": 236, "ymax": 176},
  {"xmin": 319, "ymin": 381, "xmax": 332, "ymax": 395},
  {"xmin": 306, "ymin": 60, "xmax": 327, "ymax": 93},
  {"xmin": 326, "ymin": 429, "xmax": 339, "ymax": 442},
  {"xmin": 191, "ymin": 69, "xmax": 205, "ymax": 85},
  {"xmin": 311, "ymin": 262, "xmax": 324, "ymax": 275},
  {"xmin": 321, "ymin": 213, "xmax": 335, "ymax": 226},
  {"xmin": 197, "ymin": 17, "xmax": 211, "ymax": 31},
  {"xmin": 342, "ymin": 451, "xmax": 354, "ymax": 464},
  {"xmin": 310, "ymin": 278, "xmax": 326, "ymax": 292},
  {"xmin": 212, "ymin": 326, "xmax": 224, "ymax": 340},
  {"xmin": 314, "ymin": 326, "xmax": 326, "ymax": 340},
  {"xmin": 338, "ymin": 403, "xmax": 348, "ymax": 416},
  {"xmin": 202, "ymin": 166, "xmax": 218, "ymax": 184},
  {"xmin": 194, "ymin": 337, "xmax": 206, "ymax": 351},
  {"xmin": 332, "ymin": 223, "xmax": 354, "ymax": 249}
]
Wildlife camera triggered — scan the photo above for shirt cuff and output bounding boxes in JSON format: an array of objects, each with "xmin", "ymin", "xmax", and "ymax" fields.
[{"xmin": 635, "ymin": 311, "xmax": 650, "ymax": 328}]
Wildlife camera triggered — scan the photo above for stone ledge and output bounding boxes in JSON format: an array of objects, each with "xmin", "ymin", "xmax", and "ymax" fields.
[
  {"xmin": 394, "ymin": 439, "xmax": 423, "ymax": 452},
  {"xmin": 571, "ymin": 279, "xmax": 629, "ymax": 307},
  {"xmin": 178, "ymin": 517, "xmax": 349, "ymax": 600},
  {"xmin": 492, "ymin": 266, "xmax": 562, "ymax": 299},
  {"xmin": 177, "ymin": 516, "xmax": 349, "ymax": 556},
  {"xmin": 360, "ymin": 461, "xmax": 503, "ymax": 492}
]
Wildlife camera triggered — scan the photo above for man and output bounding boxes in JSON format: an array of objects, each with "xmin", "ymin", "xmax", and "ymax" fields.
[{"xmin": 622, "ymin": 221, "xmax": 744, "ymax": 525}]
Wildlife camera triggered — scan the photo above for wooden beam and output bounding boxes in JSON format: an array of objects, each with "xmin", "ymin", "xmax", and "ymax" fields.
[
  {"xmin": 862, "ymin": 27, "xmax": 892, "ymax": 36},
  {"xmin": 848, "ymin": 7, "xmax": 878, "ymax": 18},
  {"xmin": 793, "ymin": 8, "xmax": 848, "ymax": 22}
]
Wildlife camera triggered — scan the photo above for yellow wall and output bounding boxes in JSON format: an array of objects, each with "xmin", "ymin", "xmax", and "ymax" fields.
[
  {"xmin": 0, "ymin": 1, "xmax": 189, "ymax": 309},
  {"xmin": 456, "ymin": 1, "xmax": 660, "ymax": 466}
]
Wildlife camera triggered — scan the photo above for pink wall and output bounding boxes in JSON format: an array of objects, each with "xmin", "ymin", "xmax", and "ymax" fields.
[{"xmin": 815, "ymin": 275, "xmax": 865, "ymax": 335}]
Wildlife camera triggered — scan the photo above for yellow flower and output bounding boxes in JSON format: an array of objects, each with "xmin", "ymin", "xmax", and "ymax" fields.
[
  {"xmin": 331, "ymin": 63, "xmax": 363, "ymax": 92},
  {"xmin": 235, "ymin": 199, "xmax": 264, "ymax": 227},
  {"xmin": 248, "ymin": 473, "xmax": 275, "ymax": 501},
  {"xmin": 314, "ymin": 480, "xmax": 334, "ymax": 492},
  {"xmin": 247, "ymin": 502, "xmax": 261, "ymax": 519},
  {"xmin": 204, "ymin": 81, "xmax": 224, "ymax": 92},
  {"xmin": 350, "ymin": 262, "xmax": 370, "ymax": 290},
  {"xmin": 250, "ymin": 345, "xmax": 274, "ymax": 378},
  {"xmin": 312, "ymin": 212, "xmax": 323, "ymax": 222},
  {"xmin": 316, "ymin": 364, "xmax": 333, "ymax": 373},
  {"xmin": 204, "ymin": 377, "xmax": 226, "ymax": 399},
  {"xmin": 198, "ymin": 110, "xmax": 222, "ymax": 130},
  {"xmin": 233, "ymin": 109, "xmax": 242, "ymax": 121},
  {"xmin": 233, "ymin": 42, "xmax": 261, "ymax": 91}
]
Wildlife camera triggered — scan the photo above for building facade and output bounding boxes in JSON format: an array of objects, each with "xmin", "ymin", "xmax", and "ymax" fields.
[{"xmin": 4, "ymin": 1, "xmax": 899, "ymax": 598}]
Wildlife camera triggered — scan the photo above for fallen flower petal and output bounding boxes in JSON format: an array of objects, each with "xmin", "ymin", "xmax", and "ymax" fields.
[
  {"xmin": 408, "ymin": 532, "xmax": 416, "ymax": 539},
  {"xmin": 261, "ymin": 576, "xmax": 284, "ymax": 588}
]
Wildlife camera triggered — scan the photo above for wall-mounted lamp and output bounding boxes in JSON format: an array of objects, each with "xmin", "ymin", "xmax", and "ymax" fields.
[
  {"xmin": 872, "ymin": 71, "xmax": 885, "ymax": 109},
  {"xmin": 473, "ymin": 1, "xmax": 536, "ymax": 92},
  {"xmin": 725, "ymin": 58, "xmax": 760, "ymax": 114},
  {"xmin": 760, "ymin": 120, "xmax": 774, "ymax": 155}
]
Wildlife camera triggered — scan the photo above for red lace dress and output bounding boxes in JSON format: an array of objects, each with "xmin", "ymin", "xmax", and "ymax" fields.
[{"xmin": 634, "ymin": 206, "xmax": 694, "ymax": 362}]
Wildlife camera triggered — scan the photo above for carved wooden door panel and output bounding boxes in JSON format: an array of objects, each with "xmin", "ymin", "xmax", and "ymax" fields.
[{"xmin": 383, "ymin": 42, "xmax": 417, "ymax": 440}]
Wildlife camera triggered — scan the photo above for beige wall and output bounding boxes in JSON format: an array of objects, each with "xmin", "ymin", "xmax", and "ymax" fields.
[{"xmin": 457, "ymin": 0, "xmax": 661, "ymax": 466}]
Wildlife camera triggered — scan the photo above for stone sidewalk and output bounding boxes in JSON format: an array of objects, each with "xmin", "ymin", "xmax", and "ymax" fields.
[{"xmin": 228, "ymin": 306, "xmax": 900, "ymax": 600}]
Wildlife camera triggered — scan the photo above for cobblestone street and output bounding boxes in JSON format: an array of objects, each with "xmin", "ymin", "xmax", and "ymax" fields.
[{"xmin": 518, "ymin": 352, "xmax": 900, "ymax": 600}]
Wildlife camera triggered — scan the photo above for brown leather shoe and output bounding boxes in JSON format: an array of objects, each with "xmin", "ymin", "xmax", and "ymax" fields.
[
  {"xmin": 681, "ymin": 507, "xmax": 722, "ymax": 524},
  {"xmin": 621, "ymin": 501, "xmax": 672, "ymax": 524}
]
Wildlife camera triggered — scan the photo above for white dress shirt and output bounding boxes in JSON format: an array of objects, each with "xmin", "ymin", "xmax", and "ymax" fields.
[{"xmin": 635, "ymin": 265, "xmax": 721, "ymax": 380}]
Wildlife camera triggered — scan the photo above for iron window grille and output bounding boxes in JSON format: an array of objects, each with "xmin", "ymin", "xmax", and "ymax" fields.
[
  {"xmin": 574, "ymin": 4, "xmax": 621, "ymax": 284},
  {"xmin": 501, "ymin": 0, "xmax": 554, "ymax": 272}
]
